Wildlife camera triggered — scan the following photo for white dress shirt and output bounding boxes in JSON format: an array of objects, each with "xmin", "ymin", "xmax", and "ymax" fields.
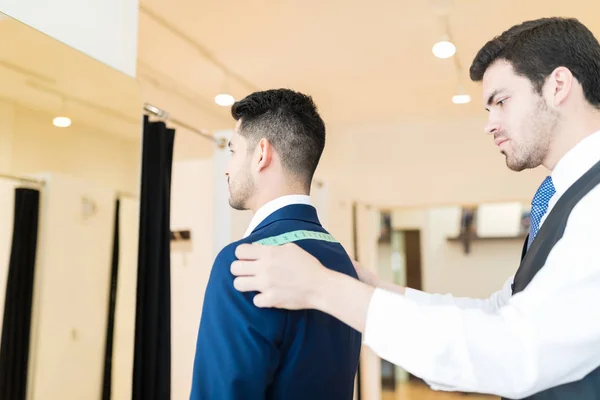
[
  {"xmin": 364, "ymin": 130, "xmax": 600, "ymax": 398},
  {"xmin": 243, "ymin": 194, "xmax": 313, "ymax": 238}
]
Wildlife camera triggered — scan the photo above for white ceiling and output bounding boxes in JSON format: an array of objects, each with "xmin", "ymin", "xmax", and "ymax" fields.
[
  {"xmin": 136, "ymin": 0, "xmax": 600, "ymax": 126},
  {"xmin": 135, "ymin": 0, "xmax": 600, "ymax": 206},
  {"xmin": 3, "ymin": 1, "xmax": 600, "ymax": 206},
  {"xmin": 0, "ymin": 17, "xmax": 142, "ymax": 141}
]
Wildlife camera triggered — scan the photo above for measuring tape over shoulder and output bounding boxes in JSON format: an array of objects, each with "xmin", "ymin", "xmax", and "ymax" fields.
[{"xmin": 253, "ymin": 230, "xmax": 339, "ymax": 246}]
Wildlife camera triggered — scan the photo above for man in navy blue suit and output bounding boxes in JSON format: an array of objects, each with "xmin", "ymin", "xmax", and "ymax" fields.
[{"xmin": 190, "ymin": 89, "xmax": 362, "ymax": 399}]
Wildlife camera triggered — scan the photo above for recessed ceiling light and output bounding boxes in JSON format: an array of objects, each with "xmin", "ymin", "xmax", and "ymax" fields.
[
  {"xmin": 215, "ymin": 93, "xmax": 235, "ymax": 107},
  {"xmin": 452, "ymin": 94, "xmax": 471, "ymax": 104},
  {"xmin": 53, "ymin": 116, "xmax": 71, "ymax": 127},
  {"xmin": 432, "ymin": 40, "xmax": 456, "ymax": 59}
]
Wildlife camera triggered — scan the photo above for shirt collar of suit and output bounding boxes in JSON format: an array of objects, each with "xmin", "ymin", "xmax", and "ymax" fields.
[
  {"xmin": 243, "ymin": 194, "xmax": 313, "ymax": 238},
  {"xmin": 551, "ymin": 130, "xmax": 600, "ymax": 197}
]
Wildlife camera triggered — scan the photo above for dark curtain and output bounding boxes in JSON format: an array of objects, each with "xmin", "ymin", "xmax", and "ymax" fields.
[
  {"xmin": 102, "ymin": 199, "xmax": 120, "ymax": 400},
  {"xmin": 132, "ymin": 115, "xmax": 175, "ymax": 400},
  {"xmin": 0, "ymin": 188, "xmax": 40, "ymax": 400}
]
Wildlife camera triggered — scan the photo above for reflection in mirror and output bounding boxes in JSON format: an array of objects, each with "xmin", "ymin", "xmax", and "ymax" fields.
[
  {"xmin": 0, "ymin": 12, "xmax": 141, "ymax": 192},
  {"xmin": 0, "ymin": 12, "xmax": 142, "ymax": 400}
]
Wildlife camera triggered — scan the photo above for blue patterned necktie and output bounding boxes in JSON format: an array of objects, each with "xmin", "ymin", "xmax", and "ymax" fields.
[{"xmin": 528, "ymin": 176, "xmax": 556, "ymax": 249}]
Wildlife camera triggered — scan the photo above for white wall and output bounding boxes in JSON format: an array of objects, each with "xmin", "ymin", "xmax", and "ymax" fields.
[
  {"xmin": 0, "ymin": 101, "xmax": 15, "ymax": 173},
  {"xmin": 0, "ymin": 0, "xmax": 139, "ymax": 77},
  {"xmin": 170, "ymin": 158, "xmax": 215, "ymax": 399},
  {"xmin": 392, "ymin": 207, "xmax": 522, "ymax": 298},
  {"xmin": 0, "ymin": 101, "xmax": 141, "ymax": 195},
  {"xmin": 377, "ymin": 242, "xmax": 393, "ymax": 289},
  {"xmin": 111, "ymin": 197, "xmax": 139, "ymax": 400},
  {"xmin": 320, "ymin": 116, "xmax": 548, "ymax": 208},
  {"xmin": 424, "ymin": 207, "xmax": 523, "ymax": 298},
  {"xmin": 27, "ymin": 173, "xmax": 117, "ymax": 400},
  {"xmin": 311, "ymin": 180, "xmax": 354, "ymax": 253}
]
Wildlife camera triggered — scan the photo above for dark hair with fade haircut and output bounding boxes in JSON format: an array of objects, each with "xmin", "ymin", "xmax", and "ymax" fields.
[
  {"xmin": 231, "ymin": 88, "xmax": 326, "ymax": 187},
  {"xmin": 470, "ymin": 17, "xmax": 600, "ymax": 108}
]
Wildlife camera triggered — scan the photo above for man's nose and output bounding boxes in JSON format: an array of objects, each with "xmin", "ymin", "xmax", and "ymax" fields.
[{"xmin": 484, "ymin": 119, "xmax": 501, "ymax": 135}]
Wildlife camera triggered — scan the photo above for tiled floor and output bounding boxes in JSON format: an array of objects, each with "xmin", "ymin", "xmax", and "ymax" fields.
[{"xmin": 382, "ymin": 381, "xmax": 498, "ymax": 400}]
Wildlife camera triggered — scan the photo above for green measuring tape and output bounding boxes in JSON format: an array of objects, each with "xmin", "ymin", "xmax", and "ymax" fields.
[{"xmin": 253, "ymin": 230, "xmax": 339, "ymax": 246}]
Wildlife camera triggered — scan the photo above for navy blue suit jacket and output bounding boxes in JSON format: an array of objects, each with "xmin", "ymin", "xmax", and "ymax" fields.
[{"xmin": 190, "ymin": 204, "xmax": 362, "ymax": 399}]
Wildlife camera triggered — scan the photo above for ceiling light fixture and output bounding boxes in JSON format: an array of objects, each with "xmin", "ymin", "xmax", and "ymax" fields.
[
  {"xmin": 215, "ymin": 93, "xmax": 235, "ymax": 107},
  {"xmin": 452, "ymin": 94, "xmax": 471, "ymax": 104},
  {"xmin": 53, "ymin": 116, "xmax": 72, "ymax": 128},
  {"xmin": 432, "ymin": 40, "xmax": 456, "ymax": 59}
]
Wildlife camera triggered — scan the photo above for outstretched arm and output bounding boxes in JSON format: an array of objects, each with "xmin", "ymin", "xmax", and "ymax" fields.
[{"xmin": 231, "ymin": 240, "xmax": 600, "ymax": 398}]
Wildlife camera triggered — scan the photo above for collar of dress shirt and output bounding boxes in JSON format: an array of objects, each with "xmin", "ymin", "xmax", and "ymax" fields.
[
  {"xmin": 242, "ymin": 194, "xmax": 313, "ymax": 238},
  {"xmin": 551, "ymin": 130, "xmax": 600, "ymax": 196}
]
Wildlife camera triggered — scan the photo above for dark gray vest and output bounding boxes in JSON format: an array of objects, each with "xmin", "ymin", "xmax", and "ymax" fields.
[{"xmin": 506, "ymin": 159, "xmax": 600, "ymax": 399}]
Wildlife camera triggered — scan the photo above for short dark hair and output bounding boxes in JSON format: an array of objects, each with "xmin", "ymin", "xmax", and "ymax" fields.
[
  {"xmin": 470, "ymin": 17, "xmax": 600, "ymax": 108},
  {"xmin": 231, "ymin": 88, "xmax": 326, "ymax": 186}
]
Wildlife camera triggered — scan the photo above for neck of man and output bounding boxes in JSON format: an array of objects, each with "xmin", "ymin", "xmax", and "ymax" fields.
[
  {"xmin": 248, "ymin": 179, "xmax": 310, "ymax": 214},
  {"xmin": 544, "ymin": 107, "xmax": 600, "ymax": 170}
]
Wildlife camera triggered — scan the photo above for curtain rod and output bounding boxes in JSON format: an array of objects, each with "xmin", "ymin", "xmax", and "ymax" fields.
[
  {"xmin": 143, "ymin": 103, "xmax": 227, "ymax": 149},
  {"xmin": 116, "ymin": 191, "xmax": 138, "ymax": 199},
  {"xmin": 0, "ymin": 173, "xmax": 44, "ymax": 186}
]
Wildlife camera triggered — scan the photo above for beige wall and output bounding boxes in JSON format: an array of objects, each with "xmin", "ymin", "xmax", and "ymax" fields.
[
  {"xmin": 0, "ymin": 101, "xmax": 16, "ymax": 173},
  {"xmin": 310, "ymin": 180, "xmax": 354, "ymax": 251},
  {"xmin": 392, "ymin": 207, "xmax": 521, "ymax": 298},
  {"xmin": 111, "ymin": 197, "xmax": 139, "ymax": 400},
  {"xmin": 16, "ymin": 173, "xmax": 139, "ymax": 400},
  {"xmin": 0, "ymin": 100, "xmax": 141, "ymax": 194},
  {"xmin": 28, "ymin": 173, "xmax": 118, "ymax": 399},
  {"xmin": 320, "ymin": 116, "xmax": 548, "ymax": 208},
  {"xmin": 170, "ymin": 158, "xmax": 215, "ymax": 399}
]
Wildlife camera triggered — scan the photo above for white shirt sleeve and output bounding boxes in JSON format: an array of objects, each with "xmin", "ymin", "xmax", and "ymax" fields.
[
  {"xmin": 363, "ymin": 190, "xmax": 600, "ymax": 399},
  {"xmin": 404, "ymin": 276, "xmax": 514, "ymax": 313}
]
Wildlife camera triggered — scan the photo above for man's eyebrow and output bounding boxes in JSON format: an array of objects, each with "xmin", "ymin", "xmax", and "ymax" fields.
[{"xmin": 487, "ymin": 89, "xmax": 505, "ymax": 106}]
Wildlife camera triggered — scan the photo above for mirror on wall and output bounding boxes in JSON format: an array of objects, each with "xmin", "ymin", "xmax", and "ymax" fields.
[
  {"xmin": 0, "ymin": 12, "xmax": 142, "ymax": 400},
  {"xmin": 0, "ymin": 11, "xmax": 142, "ymax": 193}
]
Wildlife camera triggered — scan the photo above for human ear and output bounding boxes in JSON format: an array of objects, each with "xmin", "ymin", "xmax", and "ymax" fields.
[
  {"xmin": 256, "ymin": 138, "xmax": 272, "ymax": 172},
  {"xmin": 549, "ymin": 66, "xmax": 573, "ymax": 107}
]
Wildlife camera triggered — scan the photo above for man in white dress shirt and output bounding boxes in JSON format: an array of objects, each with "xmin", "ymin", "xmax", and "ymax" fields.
[{"xmin": 229, "ymin": 17, "xmax": 600, "ymax": 399}]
